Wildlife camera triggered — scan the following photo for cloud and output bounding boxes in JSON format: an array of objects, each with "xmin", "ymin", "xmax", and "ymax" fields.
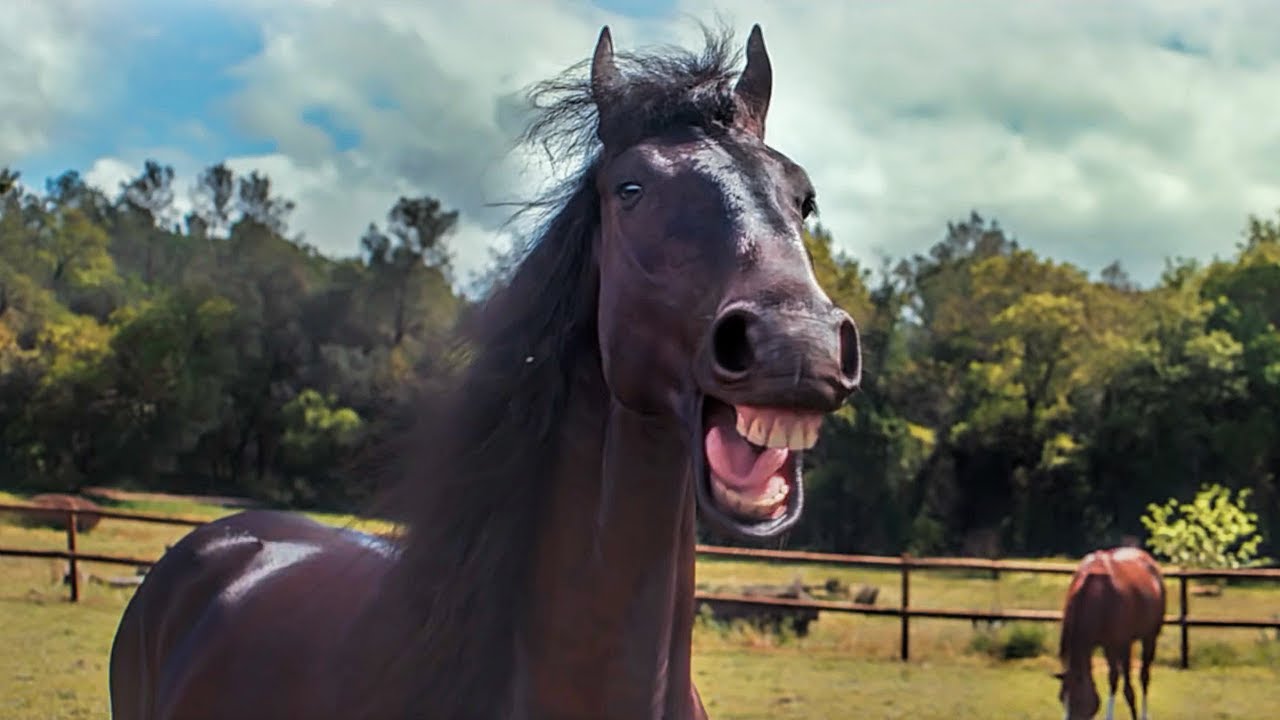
[
  {"xmin": 18, "ymin": 0, "xmax": 1280, "ymax": 292},
  {"xmin": 186, "ymin": 0, "xmax": 676, "ymax": 288},
  {"xmin": 214, "ymin": 0, "xmax": 1280, "ymax": 287},
  {"xmin": 217, "ymin": 151, "xmax": 516, "ymax": 280},
  {"xmin": 83, "ymin": 158, "xmax": 140, "ymax": 198},
  {"xmin": 675, "ymin": 0, "xmax": 1280, "ymax": 280},
  {"xmin": 0, "ymin": 2, "xmax": 111, "ymax": 162}
]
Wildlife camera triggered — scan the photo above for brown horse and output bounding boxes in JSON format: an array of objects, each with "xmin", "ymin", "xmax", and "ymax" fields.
[
  {"xmin": 1056, "ymin": 546, "xmax": 1167, "ymax": 720},
  {"xmin": 108, "ymin": 23, "xmax": 862, "ymax": 720}
]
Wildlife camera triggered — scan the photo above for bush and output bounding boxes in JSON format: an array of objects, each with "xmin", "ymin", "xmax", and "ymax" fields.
[
  {"xmin": 1140, "ymin": 484, "xmax": 1263, "ymax": 571},
  {"xmin": 5, "ymin": 494, "xmax": 103, "ymax": 532},
  {"xmin": 968, "ymin": 622, "xmax": 1048, "ymax": 660}
]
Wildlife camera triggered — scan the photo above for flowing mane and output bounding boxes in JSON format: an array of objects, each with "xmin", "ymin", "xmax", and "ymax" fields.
[
  {"xmin": 518, "ymin": 24, "xmax": 743, "ymax": 171},
  {"xmin": 368, "ymin": 24, "xmax": 755, "ymax": 717}
]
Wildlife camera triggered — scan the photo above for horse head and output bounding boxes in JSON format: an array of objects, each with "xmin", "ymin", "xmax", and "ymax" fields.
[
  {"xmin": 1054, "ymin": 668, "xmax": 1101, "ymax": 719},
  {"xmin": 587, "ymin": 25, "xmax": 862, "ymax": 542}
]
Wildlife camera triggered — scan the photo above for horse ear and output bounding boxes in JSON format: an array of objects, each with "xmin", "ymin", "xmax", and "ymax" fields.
[
  {"xmin": 733, "ymin": 24, "xmax": 773, "ymax": 139},
  {"xmin": 591, "ymin": 26, "xmax": 620, "ymax": 118}
]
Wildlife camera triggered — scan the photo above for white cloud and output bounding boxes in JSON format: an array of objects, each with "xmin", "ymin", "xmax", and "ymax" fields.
[
  {"xmin": 219, "ymin": 151, "xmax": 515, "ymax": 283},
  {"xmin": 0, "ymin": 1, "xmax": 108, "ymax": 162},
  {"xmin": 83, "ymin": 158, "xmax": 138, "ymax": 198},
  {"xmin": 32, "ymin": 1, "xmax": 1280, "ymax": 291},
  {"xmin": 189, "ymin": 0, "xmax": 678, "ymax": 289},
  {"xmin": 677, "ymin": 0, "xmax": 1280, "ymax": 280}
]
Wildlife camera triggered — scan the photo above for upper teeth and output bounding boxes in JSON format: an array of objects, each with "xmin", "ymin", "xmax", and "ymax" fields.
[{"xmin": 734, "ymin": 408, "xmax": 824, "ymax": 450}]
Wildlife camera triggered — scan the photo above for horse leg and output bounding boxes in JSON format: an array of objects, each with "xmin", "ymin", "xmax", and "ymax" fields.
[
  {"xmin": 1120, "ymin": 641, "xmax": 1137, "ymax": 719},
  {"xmin": 1102, "ymin": 646, "xmax": 1123, "ymax": 720},
  {"xmin": 1139, "ymin": 635, "xmax": 1156, "ymax": 720}
]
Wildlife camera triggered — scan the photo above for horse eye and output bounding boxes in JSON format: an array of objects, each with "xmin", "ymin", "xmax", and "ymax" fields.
[{"xmin": 616, "ymin": 182, "xmax": 643, "ymax": 204}]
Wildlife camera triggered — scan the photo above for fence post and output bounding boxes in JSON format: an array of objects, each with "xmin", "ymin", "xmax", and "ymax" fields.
[
  {"xmin": 900, "ymin": 552, "xmax": 911, "ymax": 662},
  {"xmin": 65, "ymin": 509, "xmax": 80, "ymax": 603},
  {"xmin": 1178, "ymin": 573, "xmax": 1188, "ymax": 669}
]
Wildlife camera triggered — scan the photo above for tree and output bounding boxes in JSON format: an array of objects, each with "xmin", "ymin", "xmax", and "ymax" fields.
[
  {"xmin": 36, "ymin": 208, "xmax": 118, "ymax": 297},
  {"xmin": 121, "ymin": 160, "xmax": 176, "ymax": 227},
  {"xmin": 114, "ymin": 161, "xmax": 179, "ymax": 285},
  {"xmin": 361, "ymin": 196, "xmax": 460, "ymax": 348},
  {"xmin": 0, "ymin": 168, "xmax": 18, "ymax": 196},
  {"xmin": 236, "ymin": 171, "xmax": 295, "ymax": 238},
  {"xmin": 189, "ymin": 162, "xmax": 236, "ymax": 239}
]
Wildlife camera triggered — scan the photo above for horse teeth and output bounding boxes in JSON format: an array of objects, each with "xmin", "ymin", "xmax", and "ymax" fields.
[
  {"xmin": 730, "ymin": 407, "xmax": 824, "ymax": 450},
  {"xmin": 710, "ymin": 476, "xmax": 791, "ymax": 519},
  {"xmin": 803, "ymin": 422, "xmax": 819, "ymax": 449},
  {"xmin": 786, "ymin": 423, "xmax": 808, "ymax": 450},
  {"xmin": 772, "ymin": 417, "xmax": 818, "ymax": 450},
  {"xmin": 765, "ymin": 421, "xmax": 789, "ymax": 448}
]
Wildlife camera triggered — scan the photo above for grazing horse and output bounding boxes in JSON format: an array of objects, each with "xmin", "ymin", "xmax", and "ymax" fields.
[
  {"xmin": 108, "ymin": 23, "xmax": 862, "ymax": 720},
  {"xmin": 1056, "ymin": 546, "xmax": 1167, "ymax": 720}
]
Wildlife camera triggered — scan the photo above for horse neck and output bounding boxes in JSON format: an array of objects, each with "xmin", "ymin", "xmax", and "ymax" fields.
[
  {"xmin": 1060, "ymin": 572, "xmax": 1102, "ymax": 678},
  {"xmin": 519, "ymin": 366, "xmax": 700, "ymax": 719}
]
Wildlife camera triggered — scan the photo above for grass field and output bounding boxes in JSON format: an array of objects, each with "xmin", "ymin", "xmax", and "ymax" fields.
[{"xmin": 2, "ymin": 490, "xmax": 1277, "ymax": 719}]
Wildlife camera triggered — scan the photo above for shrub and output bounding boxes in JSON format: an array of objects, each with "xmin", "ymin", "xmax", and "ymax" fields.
[{"xmin": 968, "ymin": 622, "xmax": 1048, "ymax": 660}]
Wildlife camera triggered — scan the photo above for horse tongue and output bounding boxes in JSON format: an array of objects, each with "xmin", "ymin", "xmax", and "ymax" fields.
[{"xmin": 705, "ymin": 425, "xmax": 789, "ymax": 494}]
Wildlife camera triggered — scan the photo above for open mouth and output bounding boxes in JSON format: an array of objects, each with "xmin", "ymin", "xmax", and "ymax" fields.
[{"xmin": 695, "ymin": 397, "xmax": 824, "ymax": 539}]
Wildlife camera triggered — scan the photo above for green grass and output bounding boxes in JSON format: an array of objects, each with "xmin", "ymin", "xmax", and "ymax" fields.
[
  {"xmin": 2, "ymin": 490, "xmax": 1277, "ymax": 719},
  {"xmin": 691, "ymin": 645, "xmax": 1277, "ymax": 719}
]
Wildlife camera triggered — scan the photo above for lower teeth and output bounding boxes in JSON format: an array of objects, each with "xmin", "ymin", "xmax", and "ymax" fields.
[{"xmin": 712, "ymin": 478, "xmax": 788, "ymax": 518}]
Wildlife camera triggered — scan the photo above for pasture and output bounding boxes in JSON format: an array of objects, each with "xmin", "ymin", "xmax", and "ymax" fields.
[{"xmin": 2, "ymin": 491, "xmax": 1276, "ymax": 719}]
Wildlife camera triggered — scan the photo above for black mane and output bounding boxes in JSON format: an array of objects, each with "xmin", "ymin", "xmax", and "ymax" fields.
[
  {"xmin": 520, "ymin": 22, "xmax": 744, "ymax": 167},
  {"xmin": 367, "ymin": 23, "xmax": 751, "ymax": 718}
]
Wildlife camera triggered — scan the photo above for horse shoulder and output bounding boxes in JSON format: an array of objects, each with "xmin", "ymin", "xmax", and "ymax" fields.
[{"xmin": 129, "ymin": 512, "xmax": 391, "ymax": 719}]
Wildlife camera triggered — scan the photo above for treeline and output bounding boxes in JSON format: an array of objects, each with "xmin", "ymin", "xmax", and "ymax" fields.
[
  {"xmin": 1, "ymin": 161, "xmax": 1276, "ymax": 557},
  {"xmin": 0, "ymin": 162, "xmax": 460, "ymax": 510}
]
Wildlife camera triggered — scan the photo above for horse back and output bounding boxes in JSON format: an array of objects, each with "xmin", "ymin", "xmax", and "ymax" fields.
[
  {"xmin": 1061, "ymin": 547, "xmax": 1166, "ymax": 653},
  {"xmin": 109, "ymin": 510, "xmax": 397, "ymax": 720}
]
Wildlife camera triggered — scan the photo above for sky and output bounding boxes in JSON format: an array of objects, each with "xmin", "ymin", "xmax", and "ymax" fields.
[{"xmin": 4, "ymin": 0, "xmax": 1280, "ymax": 294}]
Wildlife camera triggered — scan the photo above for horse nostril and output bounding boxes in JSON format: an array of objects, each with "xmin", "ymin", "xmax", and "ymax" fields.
[
  {"xmin": 711, "ymin": 309, "xmax": 755, "ymax": 378},
  {"xmin": 838, "ymin": 316, "xmax": 862, "ymax": 386}
]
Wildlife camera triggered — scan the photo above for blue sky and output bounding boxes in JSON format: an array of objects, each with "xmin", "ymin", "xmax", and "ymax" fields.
[
  {"xmin": 18, "ymin": 0, "xmax": 670, "ymax": 190},
  {"xmin": 5, "ymin": 1, "xmax": 1280, "ymax": 291},
  {"xmin": 17, "ymin": 4, "xmax": 266, "ymax": 190}
]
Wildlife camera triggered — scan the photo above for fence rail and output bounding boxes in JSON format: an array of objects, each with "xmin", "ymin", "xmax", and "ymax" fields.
[
  {"xmin": 2, "ymin": 501, "xmax": 1278, "ymax": 670},
  {"xmin": 693, "ymin": 543, "xmax": 1280, "ymax": 579}
]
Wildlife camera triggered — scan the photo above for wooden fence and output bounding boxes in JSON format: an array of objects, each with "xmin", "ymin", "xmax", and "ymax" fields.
[
  {"xmin": 3, "ymin": 501, "xmax": 1279, "ymax": 670},
  {"xmin": 694, "ymin": 545, "xmax": 1280, "ymax": 669}
]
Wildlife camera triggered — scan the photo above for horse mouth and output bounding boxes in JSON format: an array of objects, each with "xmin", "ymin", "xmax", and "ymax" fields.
[{"xmin": 694, "ymin": 397, "xmax": 822, "ymax": 540}]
